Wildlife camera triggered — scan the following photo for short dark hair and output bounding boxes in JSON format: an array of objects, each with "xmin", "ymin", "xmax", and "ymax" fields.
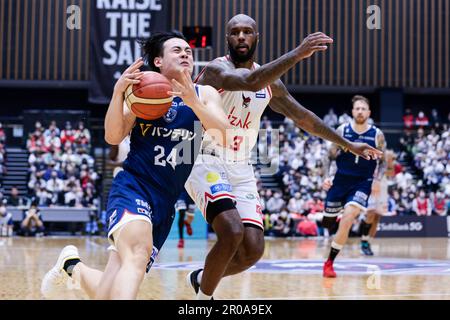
[
  {"xmin": 352, "ymin": 95, "xmax": 370, "ymax": 107},
  {"xmin": 138, "ymin": 31, "xmax": 187, "ymax": 72}
]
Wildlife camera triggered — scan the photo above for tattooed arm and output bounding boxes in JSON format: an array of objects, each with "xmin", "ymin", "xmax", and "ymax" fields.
[
  {"xmin": 197, "ymin": 32, "xmax": 333, "ymax": 91},
  {"xmin": 268, "ymin": 80, "xmax": 382, "ymax": 160},
  {"xmin": 374, "ymin": 130, "xmax": 387, "ymax": 180}
]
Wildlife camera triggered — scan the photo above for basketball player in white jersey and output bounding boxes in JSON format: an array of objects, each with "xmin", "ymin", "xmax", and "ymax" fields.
[
  {"xmin": 185, "ymin": 14, "xmax": 383, "ymax": 299},
  {"xmin": 360, "ymin": 149, "xmax": 391, "ymax": 255}
]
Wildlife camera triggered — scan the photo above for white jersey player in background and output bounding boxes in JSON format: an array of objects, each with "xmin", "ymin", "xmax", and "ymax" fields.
[{"xmin": 185, "ymin": 14, "xmax": 383, "ymax": 300}]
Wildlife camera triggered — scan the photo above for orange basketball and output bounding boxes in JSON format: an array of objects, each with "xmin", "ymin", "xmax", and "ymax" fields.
[{"xmin": 125, "ymin": 71, "xmax": 173, "ymax": 120}]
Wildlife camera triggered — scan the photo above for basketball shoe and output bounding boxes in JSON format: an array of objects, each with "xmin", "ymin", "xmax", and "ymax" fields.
[
  {"xmin": 41, "ymin": 245, "xmax": 80, "ymax": 299},
  {"xmin": 360, "ymin": 241, "xmax": 374, "ymax": 256},
  {"xmin": 177, "ymin": 239, "xmax": 184, "ymax": 248},
  {"xmin": 186, "ymin": 268, "xmax": 203, "ymax": 294},
  {"xmin": 323, "ymin": 260, "xmax": 337, "ymax": 278}
]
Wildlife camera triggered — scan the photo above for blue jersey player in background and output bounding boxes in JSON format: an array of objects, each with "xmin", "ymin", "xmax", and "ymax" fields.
[
  {"xmin": 41, "ymin": 31, "xmax": 230, "ymax": 299},
  {"xmin": 321, "ymin": 95, "xmax": 386, "ymax": 278}
]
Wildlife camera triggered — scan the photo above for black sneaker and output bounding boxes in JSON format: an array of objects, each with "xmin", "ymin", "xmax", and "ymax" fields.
[
  {"xmin": 361, "ymin": 241, "xmax": 374, "ymax": 256},
  {"xmin": 186, "ymin": 268, "xmax": 203, "ymax": 294}
]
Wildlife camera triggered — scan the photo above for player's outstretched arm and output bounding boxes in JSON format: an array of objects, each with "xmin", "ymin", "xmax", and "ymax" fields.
[
  {"xmin": 169, "ymin": 69, "xmax": 231, "ymax": 146},
  {"xmin": 104, "ymin": 58, "xmax": 143, "ymax": 145},
  {"xmin": 372, "ymin": 131, "xmax": 387, "ymax": 194},
  {"xmin": 197, "ymin": 32, "xmax": 333, "ymax": 92},
  {"xmin": 268, "ymin": 80, "xmax": 383, "ymax": 160},
  {"xmin": 374, "ymin": 131, "xmax": 387, "ymax": 180}
]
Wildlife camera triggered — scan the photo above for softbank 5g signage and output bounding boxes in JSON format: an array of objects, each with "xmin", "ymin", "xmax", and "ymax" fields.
[
  {"xmin": 376, "ymin": 216, "xmax": 449, "ymax": 238},
  {"xmin": 89, "ymin": 0, "xmax": 170, "ymax": 104}
]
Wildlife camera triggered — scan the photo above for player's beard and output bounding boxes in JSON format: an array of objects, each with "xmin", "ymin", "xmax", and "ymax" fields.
[
  {"xmin": 228, "ymin": 40, "xmax": 257, "ymax": 63},
  {"xmin": 354, "ymin": 116, "xmax": 368, "ymax": 125}
]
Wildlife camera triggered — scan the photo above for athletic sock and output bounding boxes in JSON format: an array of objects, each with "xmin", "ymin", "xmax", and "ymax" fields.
[
  {"xmin": 360, "ymin": 220, "xmax": 372, "ymax": 238},
  {"xmin": 197, "ymin": 270, "xmax": 203, "ymax": 285},
  {"xmin": 328, "ymin": 241, "xmax": 343, "ymax": 262},
  {"xmin": 197, "ymin": 289, "xmax": 213, "ymax": 300},
  {"xmin": 63, "ymin": 259, "xmax": 81, "ymax": 277}
]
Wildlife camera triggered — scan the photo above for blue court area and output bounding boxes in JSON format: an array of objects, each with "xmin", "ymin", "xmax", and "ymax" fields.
[{"xmin": 166, "ymin": 209, "xmax": 208, "ymax": 240}]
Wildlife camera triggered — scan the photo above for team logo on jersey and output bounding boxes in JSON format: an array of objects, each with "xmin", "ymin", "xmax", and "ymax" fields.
[
  {"xmin": 210, "ymin": 183, "xmax": 232, "ymax": 194},
  {"xmin": 228, "ymin": 106, "xmax": 252, "ymax": 129},
  {"xmin": 255, "ymin": 89, "xmax": 266, "ymax": 99},
  {"xmin": 246, "ymin": 193, "xmax": 256, "ymax": 200},
  {"xmin": 206, "ymin": 172, "xmax": 220, "ymax": 183},
  {"xmin": 163, "ymin": 107, "xmax": 178, "ymax": 123},
  {"xmin": 242, "ymin": 94, "xmax": 251, "ymax": 108}
]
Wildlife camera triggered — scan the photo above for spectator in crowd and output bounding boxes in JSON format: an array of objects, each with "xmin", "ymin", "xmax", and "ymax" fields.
[
  {"xmin": 433, "ymin": 191, "xmax": 448, "ymax": 216},
  {"xmin": 338, "ymin": 111, "xmax": 351, "ymax": 125},
  {"xmin": 7, "ymin": 186, "xmax": 29, "ymax": 207},
  {"xmin": 0, "ymin": 202, "xmax": 13, "ymax": 237},
  {"xmin": 287, "ymin": 192, "xmax": 304, "ymax": 215},
  {"xmin": 430, "ymin": 108, "xmax": 441, "ymax": 128},
  {"xmin": 395, "ymin": 167, "xmax": 414, "ymax": 192},
  {"xmin": 403, "ymin": 108, "xmax": 414, "ymax": 129},
  {"xmin": 412, "ymin": 190, "xmax": 432, "ymax": 216},
  {"xmin": 269, "ymin": 209, "xmax": 295, "ymax": 237},
  {"xmin": 26, "ymin": 121, "xmax": 99, "ymax": 209},
  {"xmin": 386, "ymin": 190, "xmax": 398, "ymax": 216},
  {"xmin": 266, "ymin": 191, "xmax": 285, "ymax": 214},
  {"xmin": 304, "ymin": 192, "xmax": 324, "ymax": 215},
  {"xmin": 415, "ymin": 111, "xmax": 430, "ymax": 127},
  {"xmin": 20, "ymin": 201, "xmax": 45, "ymax": 237},
  {"xmin": 323, "ymin": 108, "xmax": 338, "ymax": 128},
  {"xmin": 295, "ymin": 215, "xmax": 319, "ymax": 237}
]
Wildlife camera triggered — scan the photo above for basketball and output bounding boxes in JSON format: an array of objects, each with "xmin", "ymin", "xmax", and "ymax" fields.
[{"xmin": 125, "ymin": 71, "xmax": 173, "ymax": 120}]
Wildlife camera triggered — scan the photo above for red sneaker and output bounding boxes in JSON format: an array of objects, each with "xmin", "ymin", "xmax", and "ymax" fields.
[
  {"xmin": 323, "ymin": 260, "xmax": 337, "ymax": 278},
  {"xmin": 185, "ymin": 221, "xmax": 193, "ymax": 236},
  {"xmin": 177, "ymin": 239, "xmax": 184, "ymax": 248}
]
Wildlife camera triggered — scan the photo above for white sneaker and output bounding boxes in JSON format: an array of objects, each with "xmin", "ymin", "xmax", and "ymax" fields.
[{"xmin": 41, "ymin": 245, "xmax": 80, "ymax": 299}]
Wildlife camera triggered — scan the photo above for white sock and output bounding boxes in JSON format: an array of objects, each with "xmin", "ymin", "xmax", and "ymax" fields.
[
  {"xmin": 331, "ymin": 241, "xmax": 344, "ymax": 250},
  {"xmin": 197, "ymin": 270, "xmax": 203, "ymax": 284},
  {"xmin": 362, "ymin": 235, "xmax": 370, "ymax": 242},
  {"xmin": 196, "ymin": 289, "xmax": 212, "ymax": 300}
]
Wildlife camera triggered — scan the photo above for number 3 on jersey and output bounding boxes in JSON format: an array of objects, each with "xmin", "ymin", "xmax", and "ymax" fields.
[
  {"xmin": 154, "ymin": 145, "xmax": 177, "ymax": 169},
  {"xmin": 232, "ymin": 136, "xmax": 244, "ymax": 151}
]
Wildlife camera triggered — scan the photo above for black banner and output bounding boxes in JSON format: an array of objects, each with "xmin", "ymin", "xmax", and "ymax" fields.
[
  {"xmin": 89, "ymin": 0, "xmax": 171, "ymax": 104},
  {"xmin": 376, "ymin": 216, "xmax": 449, "ymax": 238}
]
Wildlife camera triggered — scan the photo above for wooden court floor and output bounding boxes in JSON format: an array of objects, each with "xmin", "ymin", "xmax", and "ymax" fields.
[{"xmin": 1, "ymin": 236, "xmax": 450, "ymax": 300}]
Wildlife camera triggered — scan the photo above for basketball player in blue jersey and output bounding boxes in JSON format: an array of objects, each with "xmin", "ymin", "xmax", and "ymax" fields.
[
  {"xmin": 321, "ymin": 95, "xmax": 386, "ymax": 278},
  {"xmin": 175, "ymin": 190, "xmax": 196, "ymax": 248},
  {"xmin": 41, "ymin": 31, "xmax": 231, "ymax": 299},
  {"xmin": 185, "ymin": 14, "xmax": 383, "ymax": 299}
]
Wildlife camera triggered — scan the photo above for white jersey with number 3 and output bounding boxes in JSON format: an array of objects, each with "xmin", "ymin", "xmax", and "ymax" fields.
[{"xmin": 199, "ymin": 56, "xmax": 272, "ymax": 162}]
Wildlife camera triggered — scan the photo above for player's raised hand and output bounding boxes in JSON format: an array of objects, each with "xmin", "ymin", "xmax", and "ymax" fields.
[
  {"xmin": 168, "ymin": 68, "xmax": 200, "ymax": 108},
  {"xmin": 322, "ymin": 178, "xmax": 333, "ymax": 191},
  {"xmin": 114, "ymin": 57, "xmax": 145, "ymax": 94},
  {"xmin": 347, "ymin": 142, "xmax": 383, "ymax": 160},
  {"xmin": 296, "ymin": 32, "xmax": 334, "ymax": 60}
]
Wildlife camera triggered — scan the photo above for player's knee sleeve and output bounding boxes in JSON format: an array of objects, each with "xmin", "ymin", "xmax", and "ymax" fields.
[
  {"xmin": 205, "ymin": 198, "xmax": 236, "ymax": 225},
  {"xmin": 322, "ymin": 215, "xmax": 338, "ymax": 230}
]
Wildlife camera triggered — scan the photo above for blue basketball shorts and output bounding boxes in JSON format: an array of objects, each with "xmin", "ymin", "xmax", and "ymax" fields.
[
  {"xmin": 106, "ymin": 169, "xmax": 176, "ymax": 271},
  {"xmin": 324, "ymin": 173, "xmax": 373, "ymax": 217}
]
